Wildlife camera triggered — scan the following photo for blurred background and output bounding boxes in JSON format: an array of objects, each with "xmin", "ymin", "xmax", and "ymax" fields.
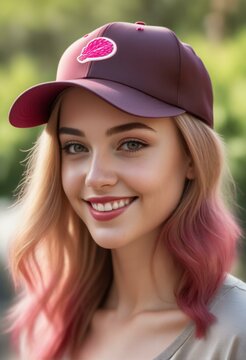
[{"xmin": 1, "ymin": 0, "xmax": 246, "ymax": 358}]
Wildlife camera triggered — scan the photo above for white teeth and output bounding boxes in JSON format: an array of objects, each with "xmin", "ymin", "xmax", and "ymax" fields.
[
  {"xmin": 104, "ymin": 202, "xmax": 113, "ymax": 211},
  {"xmin": 112, "ymin": 201, "xmax": 119, "ymax": 210},
  {"xmin": 91, "ymin": 198, "xmax": 134, "ymax": 212},
  {"xmin": 97, "ymin": 203, "xmax": 104, "ymax": 211},
  {"xmin": 92, "ymin": 203, "xmax": 98, "ymax": 211}
]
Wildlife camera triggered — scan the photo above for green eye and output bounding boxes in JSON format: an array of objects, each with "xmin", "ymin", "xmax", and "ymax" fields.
[
  {"xmin": 62, "ymin": 143, "xmax": 87, "ymax": 154},
  {"xmin": 119, "ymin": 139, "xmax": 147, "ymax": 152}
]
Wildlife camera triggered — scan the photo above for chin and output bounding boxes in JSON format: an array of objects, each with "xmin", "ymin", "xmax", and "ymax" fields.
[
  {"xmin": 92, "ymin": 238, "xmax": 127, "ymax": 250},
  {"xmin": 88, "ymin": 228, "xmax": 132, "ymax": 250}
]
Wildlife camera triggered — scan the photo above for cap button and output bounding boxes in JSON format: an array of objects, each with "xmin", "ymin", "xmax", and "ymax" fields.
[{"xmin": 135, "ymin": 21, "xmax": 146, "ymax": 31}]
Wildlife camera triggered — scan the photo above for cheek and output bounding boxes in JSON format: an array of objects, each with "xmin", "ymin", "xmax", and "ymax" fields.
[
  {"xmin": 129, "ymin": 156, "xmax": 187, "ymax": 213},
  {"xmin": 61, "ymin": 161, "xmax": 82, "ymax": 200},
  {"xmin": 157, "ymin": 164, "xmax": 188, "ymax": 215},
  {"xmin": 123, "ymin": 155, "xmax": 186, "ymax": 194}
]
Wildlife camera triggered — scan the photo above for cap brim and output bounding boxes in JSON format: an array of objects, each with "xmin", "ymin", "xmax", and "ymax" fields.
[{"xmin": 9, "ymin": 78, "xmax": 185, "ymax": 128}]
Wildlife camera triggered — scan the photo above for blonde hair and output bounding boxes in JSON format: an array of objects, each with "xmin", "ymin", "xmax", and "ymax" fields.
[
  {"xmin": 5, "ymin": 106, "xmax": 241, "ymax": 359},
  {"xmin": 5, "ymin": 99, "xmax": 112, "ymax": 359}
]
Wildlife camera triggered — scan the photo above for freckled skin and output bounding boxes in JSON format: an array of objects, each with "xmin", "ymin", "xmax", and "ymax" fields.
[{"xmin": 59, "ymin": 88, "xmax": 193, "ymax": 250}]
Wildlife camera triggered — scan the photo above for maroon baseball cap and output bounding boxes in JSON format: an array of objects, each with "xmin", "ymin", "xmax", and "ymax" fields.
[{"xmin": 9, "ymin": 21, "xmax": 213, "ymax": 128}]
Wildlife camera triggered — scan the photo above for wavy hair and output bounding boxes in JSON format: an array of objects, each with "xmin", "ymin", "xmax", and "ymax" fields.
[
  {"xmin": 157, "ymin": 114, "xmax": 241, "ymax": 337},
  {"xmin": 4, "ymin": 105, "xmax": 241, "ymax": 359}
]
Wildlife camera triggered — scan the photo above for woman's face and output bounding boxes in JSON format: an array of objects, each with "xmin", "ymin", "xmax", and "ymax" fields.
[{"xmin": 59, "ymin": 88, "xmax": 193, "ymax": 249}]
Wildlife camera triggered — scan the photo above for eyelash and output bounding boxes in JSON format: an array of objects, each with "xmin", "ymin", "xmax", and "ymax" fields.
[
  {"xmin": 61, "ymin": 142, "xmax": 85, "ymax": 154},
  {"xmin": 61, "ymin": 139, "xmax": 148, "ymax": 155},
  {"xmin": 119, "ymin": 139, "xmax": 148, "ymax": 153}
]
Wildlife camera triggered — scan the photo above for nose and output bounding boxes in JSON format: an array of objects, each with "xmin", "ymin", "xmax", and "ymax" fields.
[{"xmin": 84, "ymin": 152, "xmax": 118, "ymax": 190}]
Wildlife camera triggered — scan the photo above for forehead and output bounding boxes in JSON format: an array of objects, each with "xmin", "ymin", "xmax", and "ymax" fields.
[
  {"xmin": 59, "ymin": 87, "xmax": 152, "ymax": 126},
  {"xmin": 58, "ymin": 87, "xmax": 179, "ymax": 139}
]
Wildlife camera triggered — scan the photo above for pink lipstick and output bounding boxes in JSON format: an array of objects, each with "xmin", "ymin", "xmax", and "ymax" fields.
[{"xmin": 86, "ymin": 197, "xmax": 137, "ymax": 221}]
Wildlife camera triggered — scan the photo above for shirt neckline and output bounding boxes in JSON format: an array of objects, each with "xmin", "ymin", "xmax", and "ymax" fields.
[
  {"xmin": 152, "ymin": 321, "xmax": 194, "ymax": 360},
  {"xmin": 152, "ymin": 273, "xmax": 237, "ymax": 360}
]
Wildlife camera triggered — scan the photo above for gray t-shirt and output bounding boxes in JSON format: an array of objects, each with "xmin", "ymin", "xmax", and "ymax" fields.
[{"xmin": 153, "ymin": 274, "xmax": 246, "ymax": 360}]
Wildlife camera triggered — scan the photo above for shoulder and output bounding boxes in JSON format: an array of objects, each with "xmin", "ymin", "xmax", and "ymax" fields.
[
  {"xmin": 209, "ymin": 274, "xmax": 246, "ymax": 339},
  {"xmin": 212, "ymin": 274, "xmax": 246, "ymax": 312}
]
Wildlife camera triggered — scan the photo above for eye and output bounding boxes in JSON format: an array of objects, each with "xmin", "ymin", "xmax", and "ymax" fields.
[
  {"xmin": 118, "ymin": 139, "xmax": 147, "ymax": 153},
  {"xmin": 61, "ymin": 142, "xmax": 87, "ymax": 154}
]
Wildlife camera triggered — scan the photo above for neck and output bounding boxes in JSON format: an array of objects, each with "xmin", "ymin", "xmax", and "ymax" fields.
[{"xmin": 103, "ymin": 231, "xmax": 181, "ymax": 318}]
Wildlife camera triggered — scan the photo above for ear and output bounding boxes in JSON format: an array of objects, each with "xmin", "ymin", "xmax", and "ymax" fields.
[{"xmin": 186, "ymin": 157, "xmax": 195, "ymax": 180}]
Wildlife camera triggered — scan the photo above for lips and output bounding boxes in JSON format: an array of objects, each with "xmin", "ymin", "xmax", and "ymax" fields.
[{"xmin": 87, "ymin": 197, "xmax": 137, "ymax": 221}]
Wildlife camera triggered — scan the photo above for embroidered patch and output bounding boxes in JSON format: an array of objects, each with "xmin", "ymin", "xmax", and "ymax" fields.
[{"xmin": 77, "ymin": 37, "xmax": 117, "ymax": 64}]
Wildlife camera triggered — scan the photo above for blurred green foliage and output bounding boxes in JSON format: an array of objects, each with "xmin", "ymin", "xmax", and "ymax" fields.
[{"xmin": 0, "ymin": 0, "xmax": 246, "ymax": 273}]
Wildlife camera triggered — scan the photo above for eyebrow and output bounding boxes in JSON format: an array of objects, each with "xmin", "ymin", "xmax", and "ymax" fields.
[{"xmin": 58, "ymin": 122, "xmax": 156, "ymax": 137}]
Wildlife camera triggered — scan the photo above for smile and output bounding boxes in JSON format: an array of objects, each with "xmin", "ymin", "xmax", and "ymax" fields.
[
  {"xmin": 90, "ymin": 198, "xmax": 133, "ymax": 212},
  {"xmin": 86, "ymin": 197, "xmax": 137, "ymax": 221}
]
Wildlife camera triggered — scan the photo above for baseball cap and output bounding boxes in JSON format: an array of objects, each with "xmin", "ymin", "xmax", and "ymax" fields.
[{"xmin": 9, "ymin": 21, "xmax": 213, "ymax": 128}]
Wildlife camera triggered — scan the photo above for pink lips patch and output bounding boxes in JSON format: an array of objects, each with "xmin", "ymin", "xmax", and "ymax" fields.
[{"xmin": 77, "ymin": 37, "xmax": 117, "ymax": 64}]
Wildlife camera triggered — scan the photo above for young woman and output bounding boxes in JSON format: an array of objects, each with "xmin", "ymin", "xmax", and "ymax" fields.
[{"xmin": 6, "ymin": 21, "xmax": 246, "ymax": 360}]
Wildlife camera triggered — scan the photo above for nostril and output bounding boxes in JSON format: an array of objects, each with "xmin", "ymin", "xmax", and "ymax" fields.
[{"xmin": 84, "ymin": 169, "xmax": 118, "ymax": 189}]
